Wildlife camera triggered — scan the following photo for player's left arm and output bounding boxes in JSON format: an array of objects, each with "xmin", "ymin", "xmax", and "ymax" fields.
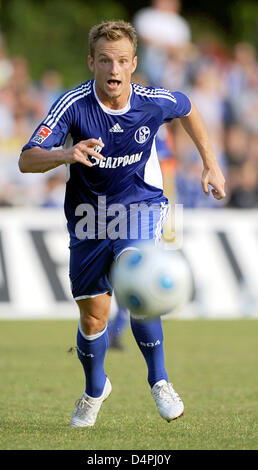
[{"xmin": 180, "ymin": 100, "xmax": 226, "ymax": 200}]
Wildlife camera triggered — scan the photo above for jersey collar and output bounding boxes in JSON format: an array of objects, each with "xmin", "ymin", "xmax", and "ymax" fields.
[{"xmin": 93, "ymin": 80, "xmax": 132, "ymax": 115}]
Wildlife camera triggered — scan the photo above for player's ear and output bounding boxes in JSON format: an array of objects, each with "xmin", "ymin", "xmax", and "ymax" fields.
[{"xmin": 88, "ymin": 55, "xmax": 94, "ymax": 73}]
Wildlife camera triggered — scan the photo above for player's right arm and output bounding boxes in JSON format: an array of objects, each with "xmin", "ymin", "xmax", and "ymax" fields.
[
  {"xmin": 19, "ymin": 139, "xmax": 105, "ymax": 173},
  {"xmin": 19, "ymin": 83, "xmax": 104, "ymax": 174}
]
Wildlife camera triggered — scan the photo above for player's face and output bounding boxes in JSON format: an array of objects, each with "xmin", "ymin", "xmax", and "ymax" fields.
[{"xmin": 88, "ymin": 37, "xmax": 137, "ymax": 108}]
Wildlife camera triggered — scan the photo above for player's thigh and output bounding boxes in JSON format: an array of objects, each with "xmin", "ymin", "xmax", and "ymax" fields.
[
  {"xmin": 76, "ymin": 292, "xmax": 112, "ymax": 335},
  {"xmin": 69, "ymin": 238, "xmax": 113, "ymax": 300},
  {"xmin": 112, "ymin": 201, "xmax": 169, "ymax": 260}
]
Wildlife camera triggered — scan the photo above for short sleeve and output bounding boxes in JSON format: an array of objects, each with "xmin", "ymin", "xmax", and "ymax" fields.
[
  {"xmin": 160, "ymin": 90, "xmax": 191, "ymax": 123},
  {"xmin": 22, "ymin": 92, "xmax": 73, "ymax": 152}
]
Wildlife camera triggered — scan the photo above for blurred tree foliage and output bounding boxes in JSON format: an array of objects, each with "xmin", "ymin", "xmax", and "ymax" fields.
[
  {"xmin": 0, "ymin": 0, "xmax": 257, "ymax": 88},
  {"xmin": 0, "ymin": 0, "xmax": 127, "ymax": 87},
  {"xmin": 183, "ymin": 0, "xmax": 258, "ymax": 48},
  {"xmin": 230, "ymin": 0, "xmax": 258, "ymax": 48}
]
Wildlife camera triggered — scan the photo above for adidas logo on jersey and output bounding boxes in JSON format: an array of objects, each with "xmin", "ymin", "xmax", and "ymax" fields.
[{"xmin": 109, "ymin": 123, "xmax": 124, "ymax": 133}]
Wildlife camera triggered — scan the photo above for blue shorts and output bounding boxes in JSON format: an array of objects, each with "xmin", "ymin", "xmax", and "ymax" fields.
[{"xmin": 69, "ymin": 201, "xmax": 169, "ymax": 300}]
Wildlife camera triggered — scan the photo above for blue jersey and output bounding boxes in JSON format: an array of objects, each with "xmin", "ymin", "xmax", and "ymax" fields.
[{"xmin": 23, "ymin": 80, "xmax": 191, "ymax": 243}]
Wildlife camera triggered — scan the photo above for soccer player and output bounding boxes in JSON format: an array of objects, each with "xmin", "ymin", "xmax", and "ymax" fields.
[{"xmin": 19, "ymin": 21, "xmax": 226, "ymax": 427}]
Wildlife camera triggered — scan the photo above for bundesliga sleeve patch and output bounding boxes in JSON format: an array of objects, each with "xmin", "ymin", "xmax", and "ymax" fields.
[{"xmin": 31, "ymin": 125, "xmax": 52, "ymax": 144}]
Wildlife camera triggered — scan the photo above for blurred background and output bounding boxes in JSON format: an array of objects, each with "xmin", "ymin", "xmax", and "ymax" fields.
[{"xmin": 0, "ymin": 0, "xmax": 257, "ymax": 319}]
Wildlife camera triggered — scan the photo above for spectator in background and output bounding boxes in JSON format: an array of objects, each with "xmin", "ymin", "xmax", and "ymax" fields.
[
  {"xmin": 248, "ymin": 133, "xmax": 258, "ymax": 168},
  {"xmin": 9, "ymin": 56, "xmax": 46, "ymax": 124},
  {"xmin": 0, "ymin": 84, "xmax": 15, "ymax": 141},
  {"xmin": 0, "ymin": 32, "xmax": 13, "ymax": 88},
  {"xmin": 36, "ymin": 69, "xmax": 65, "ymax": 116},
  {"xmin": 39, "ymin": 169, "xmax": 66, "ymax": 208},
  {"xmin": 224, "ymin": 124, "xmax": 248, "ymax": 170},
  {"xmin": 133, "ymin": 0, "xmax": 191, "ymax": 86},
  {"xmin": 224, "ymin": 124, "xmax": 258, "ymax": 208},
  {"xmin": 186, "ymin": 62, "xmax": 226, "ymax": 154},
  {"xmin": 225, "ymin": 42, "xmax": 258, "ymax": 135},
  {"xmin": 227, "ymin": 158, "xmax": 257, "ymax": 208},
  {"xmin": 226, "ymin": 42, "xmax": 258, "ymax": 100}
]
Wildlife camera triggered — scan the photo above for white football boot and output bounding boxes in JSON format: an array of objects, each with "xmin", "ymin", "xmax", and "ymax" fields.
[
  {"xmin": 151, "ymin": 379, "xmax": 184, "ymax": 422},
  {"xmin": 70, "ymin": 377, "xmax": 112, "ymax": 427}
]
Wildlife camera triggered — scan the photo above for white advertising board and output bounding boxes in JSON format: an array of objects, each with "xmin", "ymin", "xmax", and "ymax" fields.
[{"xmin": 0, "ymin": 208, "xmax": 257, "ymax": 319}]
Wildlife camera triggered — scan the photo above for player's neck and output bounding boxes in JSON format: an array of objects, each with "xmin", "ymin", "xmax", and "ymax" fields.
[{"xmin": 94, "ymin": 83, "xmax": 131, "ymax": 110}]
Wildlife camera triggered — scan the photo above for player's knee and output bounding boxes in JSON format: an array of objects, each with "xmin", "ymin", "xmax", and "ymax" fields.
[
  {"xmin": 80, "ymin": 313, "xmax": 106, "ymax": 336},
  {"xmin": 77, "ymin": 295, "xmax": 111, "ymax": 335},
  {"xmin": 79, "ymin": 309, "xmax": 108, "ymax": 336}
]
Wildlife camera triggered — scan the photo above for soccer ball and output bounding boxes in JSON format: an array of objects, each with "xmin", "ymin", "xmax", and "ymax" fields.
[{"xmin": 112, "ymin": 243, "xmax": 192, "ymax": 320}]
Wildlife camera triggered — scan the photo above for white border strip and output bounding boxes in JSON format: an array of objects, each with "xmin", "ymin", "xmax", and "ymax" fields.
[{"xmin": 74, "ymin": 290, "xmax": 109, "ymax": 301}]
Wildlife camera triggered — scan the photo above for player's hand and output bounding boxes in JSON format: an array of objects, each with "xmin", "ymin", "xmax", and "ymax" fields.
[
  {"xmin": 201, "ymin": 163, "xmax": 226, "ymax": 200},
  {"xmin": 64, "ymin": 139, "xmax": 105, "ymax": 167}
]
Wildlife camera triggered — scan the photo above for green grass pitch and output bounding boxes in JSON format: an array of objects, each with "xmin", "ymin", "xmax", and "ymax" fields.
[{"xmin": 0, "ymin": 318, "xmax": 257, "ymax": 450}]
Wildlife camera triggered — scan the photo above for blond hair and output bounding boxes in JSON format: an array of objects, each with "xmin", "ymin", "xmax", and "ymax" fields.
[{"xmin": 89, "ymin": 20, "xmax": 137, "ymax": 57}]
